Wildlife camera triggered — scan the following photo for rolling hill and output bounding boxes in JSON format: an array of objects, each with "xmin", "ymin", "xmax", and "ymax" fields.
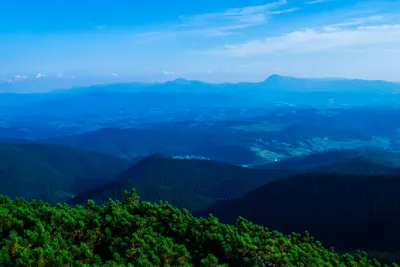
[
  {"xmin": 41, "ymin": 127, "xmax": 260, "ymax": 165},
  {"xmin": 198, "ymin": 172, "xmax": 400, "ymax": 254},
  {"xmin": 258, "ymin": 149, "xmax": 400, "ymax": 171},
  {"xmin": 68, "ymin": 153, "xmax": 297, "ymax": 211},
  {"xmin": 310, "ymin": 156, "xmax": 400, "ymax": 175},
  {"xmin": 0, "ymin": 142, "xmax": 130, "ymax": 203}
]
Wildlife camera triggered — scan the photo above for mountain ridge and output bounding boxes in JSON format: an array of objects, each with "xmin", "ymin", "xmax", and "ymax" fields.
[
  {"xmin": 2, "ymin": 74, "xmax": 400, "ymax": 94},
  {"xmin": 198, "ymin": 171, "xmax": 400, "ymax": 254},
  {"xmin": 0, "ymin": 142, "xmax": 130, "ymax": 203},
  {"xmin": 68, "ymin": 154, "xmax": 298, "ymax": 210}
]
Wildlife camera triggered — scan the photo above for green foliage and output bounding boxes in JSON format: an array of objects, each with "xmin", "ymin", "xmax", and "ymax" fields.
[
  {"xmin": 0, "ymin": 190, "xmax": 397, "ymax": 266},
  {"xmin": 69, "ymin": 180, "xmax": 216, "ymax": 213}
]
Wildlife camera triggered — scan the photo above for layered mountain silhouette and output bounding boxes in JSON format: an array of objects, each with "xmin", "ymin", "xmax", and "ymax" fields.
[
  {"xmin": 259, "ymin": 149, "xmax": 400, "ymax": 172},
  {"xmin": 40, "ymin": 127, "xmax": 259, "ymax": 165},
  {"xmin": 68, "ymin": 149, "xmax": 400, "ymax": 213},
  {"xmin": 0, "ymin": 142, "xmax": 130, "ymax": 203},
  {"xmin": 68, "ymin": 153, "xmax": 297, "ymax": 211},
  {"xmin": 3, "ymin": 74, "xmax": 400, "ymax": 93},
  {"xmin": 2, "ymin": 141, "xmax": 400, "ymax": 258},
  {"xmin": 198, "ymin": 172, "xmax": 400, "ymax": 254},
  {"xmin": 2, "ymin": 75, "xmax": 400, "ymax": 117}
]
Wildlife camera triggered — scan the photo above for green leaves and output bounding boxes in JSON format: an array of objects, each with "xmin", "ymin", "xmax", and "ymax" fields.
[{"xmin": 0, "ymin": 190, "xmax": 396, "ymax": 266}]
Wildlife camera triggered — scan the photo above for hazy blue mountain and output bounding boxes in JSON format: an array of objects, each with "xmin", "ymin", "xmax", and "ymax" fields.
[
  {"xmin": 40, "ymin": 127, "xmax": 260, "ymax": 165},
  {"xmin": 2, "ymin": 74, "xmax": 400, "ymax": 119},
  {"xmin": 2, "ymin": 91, "xmax": 260, "ymax": 118},
  {"xmin": 3, "ymin": 74, "xmax": 400, "ymax": 94},
  {"xmin": 262, "ymin": 74, "xmax": 400, "ymax": 92}
]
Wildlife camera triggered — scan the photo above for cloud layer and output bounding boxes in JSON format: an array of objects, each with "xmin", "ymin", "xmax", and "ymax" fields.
[
  {"xmin": 193, "ymin": 14, "xmax": 400, "ymax": 57},
  {"xmin": 136, "ymin": 0, "xmax": 297, "ymax": 39}
]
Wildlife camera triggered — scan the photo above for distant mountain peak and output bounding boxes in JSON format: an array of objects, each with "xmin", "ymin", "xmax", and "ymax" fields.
[
  {"xmin": 264, "ymin": 74, "xmax": 296, "ymax": 82},
  {"xmin": 267, "ymin": 74, "xmax": 282, "ymax": 80},
  {"xmin": 169, "ymin": 78, "xmax": 192, "ymax": 85}
]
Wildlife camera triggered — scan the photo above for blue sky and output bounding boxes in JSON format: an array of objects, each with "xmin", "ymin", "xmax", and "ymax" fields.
[{"xmin": 1, "ymin": 0, "xmax": 400, "ymax": 84}]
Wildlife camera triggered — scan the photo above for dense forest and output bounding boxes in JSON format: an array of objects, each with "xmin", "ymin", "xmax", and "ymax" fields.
[
  {"xmin": 198, "ymin": 172, "xmax": 400, "ymax": 262},
  {"xmin": 0, "ymin": 142, "xmax": 130, "ymax": 203},
  {"xmin": 68, "ymin": 154, "xmax": 297, "ymax": 210},
  {"xmin": 0, "ymin": 190, "xmax": 398, "ymax": 266}
]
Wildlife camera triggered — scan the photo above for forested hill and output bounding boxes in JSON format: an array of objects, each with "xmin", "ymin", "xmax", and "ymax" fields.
[
  {"xmin": 0, "ymin": 142, "xmax": 130, "ymax": 203},
  {"xmin": 198, "ymin": 172, "xmax": 400, "ymax": 256},
  {"xmin": 40, "ymin": 127, "xmax": 259, "ymax": 165},
  {"xmin": 1, "ymin": 191, "xmax": 397, "ymax": 266},
  {"xmin": 68, "ymin": 153, "xmax": 297, "ymax": 211},
  {"xmin": 257, "ymin": 149, "xmax": 400, "ymax": 171}
]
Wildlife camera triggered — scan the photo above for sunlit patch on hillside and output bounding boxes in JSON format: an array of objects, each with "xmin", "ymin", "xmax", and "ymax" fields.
[{"xmin": 249, "ymin": 146, "xmax": 285, "ymax": 161}]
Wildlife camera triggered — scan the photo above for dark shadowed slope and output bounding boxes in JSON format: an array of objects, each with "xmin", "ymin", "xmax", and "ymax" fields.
[
  {"xmin": 310, "ymin": 156, "xmax": 400, "ymax": 175},
  {"xmin": 198, "ymin": 172, "xmax": 400, "ymax": 253},
  {"xmin": 68, "ymin": 153, "xmax": 297, "ymax": 211},
  {"xmin": 69, "ymin": 179, "xmax": 216, "ymax": 213},
  {"xmin": 0, "ymin": 142, "xmax": 130, "ymax": 203},
  {"xmin": 257, "ymin": 149, "xmax": 400, "ymax": 171}
]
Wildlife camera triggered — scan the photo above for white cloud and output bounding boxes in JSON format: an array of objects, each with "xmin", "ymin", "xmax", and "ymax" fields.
[
  {"xmin": 163, "ymin": 70, "xmax": 175, "ymax": 75},
  {"xmin": 179, "ymin": 0, "xmax": 289, "ymax": 26},
  {"xmin": 57, "ymin": 73, "xmax": 63, "ymax": 78},
  {"xmin": 14, "ymin": 75, "xmax": 27, "ymax": 80},
  {"xmin": 193, "ymin": 14, "xmax": 400, "ymax": 57},
  {"xmin": 135, "ymin": 0, "xmax": 298, "ymax": 39},
  {"xmin": 328, "ymin": 15, "xmax": 383, "ymax": 28},
  {"xmin": 305, "ymin": 0, "xmax": 331, "ymax": 4},
  {"xmin": 36, "ymin": 73, "xmax": 43, "ymax": 78},
  {"xmin": 111, "ymin": 73, "xmax": 120, "ymax": 77},
  {"xmin": 268, "ymin": 8, "xmax": 299, "ymax": 15},
  {"xmin": 358, "ymin": 24, "xmax": 400, "ymax": 30}
]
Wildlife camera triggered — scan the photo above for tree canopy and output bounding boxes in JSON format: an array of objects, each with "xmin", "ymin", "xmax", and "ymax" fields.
[{"xmin": 0, "ymin": 190, "xmax": 397, "ymax": 266}]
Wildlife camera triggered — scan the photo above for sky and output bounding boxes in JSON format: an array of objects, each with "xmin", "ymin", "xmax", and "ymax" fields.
[{"xmin": 1, "ymin": 0, "xmax": 400, "ymax": 85}]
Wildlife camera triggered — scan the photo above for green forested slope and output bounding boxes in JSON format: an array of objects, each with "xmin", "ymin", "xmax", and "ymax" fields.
[
  {"xmin": 0, "ymin": 191, "xmax": 396, "ymax": 266},
  {"xmin": 68, "ymin": 154, "xmax": 297, "ymax": 211},
  {"xmin": 0, "ymin": 143, "xmax": 130, "ymax": 203},
  {"xmin": 199, "ymin": 172, "xmax": 400, "ymax": 257},
  {"xmin": 258, "ymin": 149, "xmax": 400, "ymax": 171}
]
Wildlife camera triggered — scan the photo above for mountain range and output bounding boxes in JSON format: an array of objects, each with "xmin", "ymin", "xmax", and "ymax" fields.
[
  {"xmin": 2, "ymin": 74, "xmax": 400, "ymax": 264},
  {"xmin": 2, "ymin": 137, "xmax": 400, "ymax": 262},
  {"xmin": 2, "ymin": 75, "xmax": 400, "ymax": 118},
  {"xmin": 2, "ymin": 74, "xmax": 400, "ymax": 94},
  {"xmin": 67, "ymin": 153, "xmax": 297, "ymax": 211}
]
